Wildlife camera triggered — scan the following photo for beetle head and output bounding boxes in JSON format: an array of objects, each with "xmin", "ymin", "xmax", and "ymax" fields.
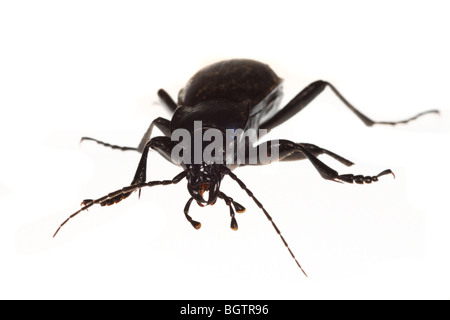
[{"xmin": 185, "ymin": 163, "xmax": 223, "ymax": 206}]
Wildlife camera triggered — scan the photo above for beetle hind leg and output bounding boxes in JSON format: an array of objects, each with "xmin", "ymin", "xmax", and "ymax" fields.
[{"xmin": 260, "ymin": 80, "xmax": 439, "ymax": 132}]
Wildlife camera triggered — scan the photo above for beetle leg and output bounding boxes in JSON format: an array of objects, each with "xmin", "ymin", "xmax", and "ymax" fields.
[
  {"xmin": 82, "ymin": 137, "xmax": 176, "ymax": 207},
  {"xmin": 131, "ymin": 136, "xmax": 176, "ymax": 187},
  {"xmin": 336, "ymin": 169, "xmax": 395, "ymax": 184},
  {"xmin": 80, "ymin": 117, "xmax": 171, "ymax": 154},
  {"xmin": 297, "ymin": 145, "xmax": 394, "ymax": 184},
  {"xmin": 80, "ymin": 137, "xmax": 138, "ymax": 152},
  {"xmin": 242, "ymin": 140, "xmax": 354, "ymax": 167},
  {"xmin": 136, "ymin": 117, "xmax": 171, "ymax": 152},
  {"xmin": 260, "ymin": 80, "xmax": 439, "ymax": 131},
  {"xmin": 279, "ymin": 141, "xmax": 354, "ymax": 166}
]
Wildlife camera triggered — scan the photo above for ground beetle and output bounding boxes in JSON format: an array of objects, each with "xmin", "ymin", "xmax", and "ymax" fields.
[{"xmin": 54, "ymin": 59, "xmax": 438, "ymax": 276}]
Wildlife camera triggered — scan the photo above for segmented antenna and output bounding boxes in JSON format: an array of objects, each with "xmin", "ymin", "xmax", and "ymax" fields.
[
  {"xmin": 53, "ymin": 171, "xmax": 187, "ymax": 237},
  {"xmin": 223, "ymin": 167, "xmax": 308, "ymax": 277}
]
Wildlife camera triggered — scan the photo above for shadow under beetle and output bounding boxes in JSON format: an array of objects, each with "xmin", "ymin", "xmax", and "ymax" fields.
[{"xmin": 54, "ymin": 59, "xmax": 438, "ymax": 276}]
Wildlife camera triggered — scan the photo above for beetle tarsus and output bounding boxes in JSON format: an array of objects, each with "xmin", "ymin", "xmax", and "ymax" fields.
[
  {"xmin": 337, "ymin": 169, "xmax": 394, "ymax": 184},
  {"xmin": 80, "ymin": 137, "xmax": 138, "ymax": 152},
  {"xmin": 372, "ymin": 109, "xmax": 440, "ymax": 126}
]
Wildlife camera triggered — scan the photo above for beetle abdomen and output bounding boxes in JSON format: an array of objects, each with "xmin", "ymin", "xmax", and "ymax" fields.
[{"xmin": 178, "ymin": 59, "xmax": 282, "ymax": 108}]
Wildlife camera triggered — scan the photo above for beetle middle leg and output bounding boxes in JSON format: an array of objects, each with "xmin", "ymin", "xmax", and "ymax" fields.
[
  {"xmin": 277, "ymin": 141, "xmax": 354, "ymax": 166},
  {"xmin": 106, "ymin": 136, "xmax": 175, "ymax": 203},
  {"xmin": 296, "ymin": 144, "xmax": 394, "ymax": 184},
  {"xmin": 81, "ymin": 117, "xmax": 171, "ymax": 153},
  {"xmin": 260, "ymin": 80, "xmax": 439, "ymax": 132},
  {"xmin": 243, "ymin": 140, "xmax": 354, "ymax": 167},
  {"xmin": 80, "ymin": 89, "xmax": 177, "ymax": 153},
  {"xmin": 245, "ymin": 139, "xmax": 393, "ymax": 184}
]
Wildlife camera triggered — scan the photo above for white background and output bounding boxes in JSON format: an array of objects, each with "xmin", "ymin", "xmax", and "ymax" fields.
[{"xmin": 1, "ymin": 0, "xmax": 449, "ymax": 299}]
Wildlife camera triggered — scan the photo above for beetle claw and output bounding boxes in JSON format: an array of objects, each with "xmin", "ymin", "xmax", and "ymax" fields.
[{"xmin": 81, "ymin": 199, "xmax": 93, "ymax": 206}]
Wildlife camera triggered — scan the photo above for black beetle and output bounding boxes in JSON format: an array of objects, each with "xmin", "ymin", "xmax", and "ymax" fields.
[{"xmin": 54, "ymin": 59, "xmax": 438, "ymax": 276}]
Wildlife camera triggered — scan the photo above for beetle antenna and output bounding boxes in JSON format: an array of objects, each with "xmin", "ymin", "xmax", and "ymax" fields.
[
  {"xmin": 223, "ymin": 168, "xmax": 308, "ymax": 277},
  {"xmin": 53, "ymin": 171, "xmax": 187, "ymax": 237}
]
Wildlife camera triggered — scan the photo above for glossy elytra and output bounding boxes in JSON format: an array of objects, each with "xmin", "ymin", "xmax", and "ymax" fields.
[{"xmin": 54, "ymin": 59, "xmax": 439, "ymax": 276}]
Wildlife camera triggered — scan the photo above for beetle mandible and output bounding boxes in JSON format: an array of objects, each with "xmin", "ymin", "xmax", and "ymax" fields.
[{"xmin": 54, "ymin": 59, "xmax": 438, "ymax": 276}]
